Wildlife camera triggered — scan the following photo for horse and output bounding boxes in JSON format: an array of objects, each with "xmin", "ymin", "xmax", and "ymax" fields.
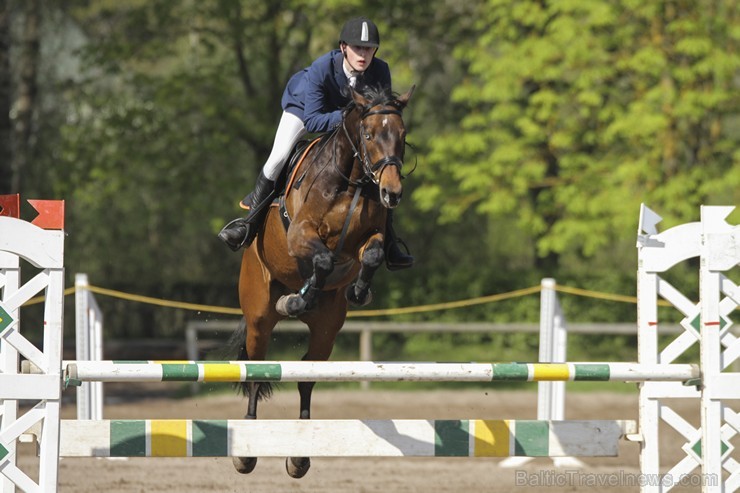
[{"xmin": 230, "ymin": 84, "xmax": 415, "ymax": 478}]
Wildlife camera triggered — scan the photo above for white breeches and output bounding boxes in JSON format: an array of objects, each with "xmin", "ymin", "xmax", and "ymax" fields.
[{"xmin": 262, "ymin": 111, "xmax": 308, "ymax": 181}]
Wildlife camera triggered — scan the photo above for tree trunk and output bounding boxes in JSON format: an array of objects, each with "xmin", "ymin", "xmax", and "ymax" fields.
[
  {"xmin": 0, "ymin": 1, "xmax": 12, "ymax": 194},
  {"xmin": 12, "ymin": 0, "xmax": 40, "ymax": 193}
]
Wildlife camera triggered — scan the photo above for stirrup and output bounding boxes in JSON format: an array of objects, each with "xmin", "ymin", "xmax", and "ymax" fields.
[
  {"xmin": 218, "ymin": 218, "xmax": 251, "ymax": 252},
  {"xmin": 386, "ymin": 237, "xmax": 414, "ymax": 271}
]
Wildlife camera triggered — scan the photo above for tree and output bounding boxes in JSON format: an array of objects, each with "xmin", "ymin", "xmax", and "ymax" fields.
[
  {"xmin": 0, "ymin": 0, "xmax": 10, "ymax": 194},
  {"xmin": 0, "ymin": 0, "xmax": 41, "ymax": 195},
  {"xmin": 30, "ymin": 1, "xmax": 408, "ymax": 336},
  {"xmin": 12, "ymin": 0, "xmax": 40, "ymax": 194},
  {"xmin": 415, "ymin": 0, "xmax": 740, "ymax": 271}
]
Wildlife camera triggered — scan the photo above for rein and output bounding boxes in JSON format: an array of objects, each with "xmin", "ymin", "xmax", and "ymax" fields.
[
  {"xmin": 284, "ymin": 100, "xmax": 407, "ymax": 257},
  {"xmin": 334, "ymin": 185, "xmax": 364, "ymax": 256},
  {"xmin": 328, "ymin": 105, "xmax": 405, "ymax": 256}
]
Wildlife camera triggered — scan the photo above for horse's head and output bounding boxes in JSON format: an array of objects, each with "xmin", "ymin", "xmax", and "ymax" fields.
[{"xmin": 349, "ymin": 85, "xmax": 415, "ymax": 209}]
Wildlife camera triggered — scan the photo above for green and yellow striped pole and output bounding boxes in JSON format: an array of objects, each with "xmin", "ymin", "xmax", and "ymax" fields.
[
  {"xmin": 62, "ymin": 360, "xmax": 700, "ymax": 384},
  {"xmin": 60, "ymin": 418, "xmax": 637, "ymax": 458}
]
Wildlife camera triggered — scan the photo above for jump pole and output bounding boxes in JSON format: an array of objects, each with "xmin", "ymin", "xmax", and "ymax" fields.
[
  {"xmin": 57, "ymin": 418, "xmax": 637, "ymax": 459},
  {"xmin": 63, "ymin": 360, "xmax": 700, "ymax": 384}
]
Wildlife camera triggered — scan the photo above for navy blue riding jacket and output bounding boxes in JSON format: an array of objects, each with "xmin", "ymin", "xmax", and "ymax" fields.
[{"xmin": 281, "ymin": 49, "xmax": 392, "ymax": 134}]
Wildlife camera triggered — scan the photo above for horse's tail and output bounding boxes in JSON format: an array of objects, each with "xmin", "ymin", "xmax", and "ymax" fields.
[{"xmin": 227, "ymin": 318, "xmax": 274, "ymax": 401}]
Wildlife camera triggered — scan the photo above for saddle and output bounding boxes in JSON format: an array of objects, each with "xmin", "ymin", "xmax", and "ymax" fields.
[
  {"xmin": 266, "ymin": 136, "xmax": 329, "ymax": 232},
  {"xmin": 268, "ymin": 133, "xmax": 379, "ymax": 233},
  {"xmin": 276, "ymin": 136, "xmax": 325, "ymax": 200},
  {"xmin": 239, "ymin": 136, "xmax": 325, "ymax": 213}
]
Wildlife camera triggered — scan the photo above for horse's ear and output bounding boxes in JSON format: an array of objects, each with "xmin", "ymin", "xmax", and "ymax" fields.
[
  {"xmin": 351, "ymin": 86, "xmax": 370, "ymax": 107},
  {"xmin": 396, "ymin": 85, "xmax": 416, "ymax": 108}
]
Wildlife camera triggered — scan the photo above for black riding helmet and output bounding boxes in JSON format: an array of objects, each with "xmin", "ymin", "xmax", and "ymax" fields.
[{"xmin": 339, "ymin": 17, "xmax": 380, "ymax": 48}]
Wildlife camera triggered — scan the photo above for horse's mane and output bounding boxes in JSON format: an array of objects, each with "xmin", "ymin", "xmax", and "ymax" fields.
[
  {"xmin": 358, "ymin": 85, "xmax": 399, "ymax": 107},
  {"xmin": 342, "ymin": 84, "xmax": 400, "ymax": 116}
]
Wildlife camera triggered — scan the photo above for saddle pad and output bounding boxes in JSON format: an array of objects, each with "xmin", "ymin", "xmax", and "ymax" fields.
[
  {"xmin": 239, "ymin": 137, "xmax": 323, "ymax": 211},
  {"xmin": 284, "ymin": 137, "xmax": 322, "ymax": 198}
]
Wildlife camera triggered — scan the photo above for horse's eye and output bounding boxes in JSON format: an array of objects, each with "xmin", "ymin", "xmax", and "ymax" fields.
[{"xmin": 364, "ymin": 133, "xmax": 371, "ymax": 140}]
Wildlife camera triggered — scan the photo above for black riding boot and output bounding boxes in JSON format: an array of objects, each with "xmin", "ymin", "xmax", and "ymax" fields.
[
  {"xmin": 218, "ymin": 171, "xmax": 276, "ymax": 251},
  {"xmin": 385, "ymin": 210, "xmax": 414, "ymax": 271}
]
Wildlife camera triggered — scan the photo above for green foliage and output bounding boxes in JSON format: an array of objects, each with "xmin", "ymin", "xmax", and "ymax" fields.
[
  {"xmin": 15, "ymin": 0, "xmax": 738, "ymax": 343},
  {"xmin": 415, "ymin": 0, "xmax": 739, "ymax": 263}
]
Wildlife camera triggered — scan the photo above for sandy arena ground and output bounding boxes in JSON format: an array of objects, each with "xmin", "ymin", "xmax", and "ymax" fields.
[{"xmin": 18, "ymin": 387, "xmax": 705, "ymax": 492}]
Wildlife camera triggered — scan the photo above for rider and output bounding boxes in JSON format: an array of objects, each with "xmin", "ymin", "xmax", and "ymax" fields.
[{"xmin": 218, "ymin": 16, "xmax": 413, "ymax": 271}]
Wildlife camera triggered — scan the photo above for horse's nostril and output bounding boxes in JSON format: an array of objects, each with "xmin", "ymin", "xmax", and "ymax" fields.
[{"xmin": 381, "ymin": 189, "xmax": 401, "ymax": 208}]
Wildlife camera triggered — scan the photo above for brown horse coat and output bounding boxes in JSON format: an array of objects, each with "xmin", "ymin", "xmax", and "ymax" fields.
[{"xmin": 232, "ymin": 85, "xmax": 414, "ymax": 478}]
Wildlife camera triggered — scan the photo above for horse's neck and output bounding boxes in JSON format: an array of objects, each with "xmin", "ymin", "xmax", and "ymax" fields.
[
  {"xmin": 291, "ymin": 113, "xmax": 367, "ymax": 206},
  {"xmin": 289, "ymin": 131, "xmax": 355, "ymax": 207},
  {"xmin": 334, "ymin": 117, "xmax": 365, "ymax": 181}
]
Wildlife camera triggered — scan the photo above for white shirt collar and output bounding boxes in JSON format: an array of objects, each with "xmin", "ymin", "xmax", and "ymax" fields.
[{"xmin": 343, "ymin": 63, "xmax": 359, "ymax": 86}]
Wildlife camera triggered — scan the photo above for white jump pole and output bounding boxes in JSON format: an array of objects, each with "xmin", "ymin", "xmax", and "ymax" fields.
[{"xmin": 63, "ymin": 360, "xmax": 699, "ymax": 384}]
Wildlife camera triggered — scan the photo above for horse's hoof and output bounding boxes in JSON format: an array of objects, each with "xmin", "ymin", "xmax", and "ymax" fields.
[
  {"xmin": 345, "ymin": 285, "xmax": 373, "ymax": 307},
  {"xmin": 286, "ymin": 456, "xmax": 311, "ymax": 479},
  {"xmin": 276, "ymin": 294, "xmax": 307, "ymax": 316},
  {"xmin": 233, "ymin": 456, "xmax": 258, "ymax": 474}
]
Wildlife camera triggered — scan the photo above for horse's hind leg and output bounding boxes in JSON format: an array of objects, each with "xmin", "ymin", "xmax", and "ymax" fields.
[
  {"xmin": 346, "ymin": 233, "xmax": 384, "ymax": 306},
  {"xmin": 284, "ymin": 378, "xmax": 315, "ymax": 478},
  {"xmin": 233, "ymin": 264, "xmax": 280, "ymax": 474},
  {"xmin": 285, "ymin": 292, "xmax": 347, "ymax": 479},
  {"xmin": 233, "ymin": 378, "xmax": 271, "ymax": 474},
  {"xmin": 286, "ymin": 369, "xmax": 320, "ymax": 477},
  {"xmin": 285, "ymin": 357, "xmax": 324, "ymax": 478}
]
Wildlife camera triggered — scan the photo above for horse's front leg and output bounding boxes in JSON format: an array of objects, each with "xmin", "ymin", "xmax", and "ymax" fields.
[
  {"xmin": 346, "ymin": 232, "xmax": 384, "ymax": 307},
  {"xmin": 277, "ymin": 220, "xmax": 334, "ymax": 317}
]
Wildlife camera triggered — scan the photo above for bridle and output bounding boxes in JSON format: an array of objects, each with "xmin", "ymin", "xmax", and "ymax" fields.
[{"xmin": 336, "ymin": 104, "xmax": 406, "ymax": 187}]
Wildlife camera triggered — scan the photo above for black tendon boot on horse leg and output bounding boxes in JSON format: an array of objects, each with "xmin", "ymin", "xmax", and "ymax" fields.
[
  {"xmin": 218, "ymin": 172, "xmax": 276, "ymax": 251},
  {"xmin": 384, "ymin": 210, "xmax": 414, "ymax": 271}
]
